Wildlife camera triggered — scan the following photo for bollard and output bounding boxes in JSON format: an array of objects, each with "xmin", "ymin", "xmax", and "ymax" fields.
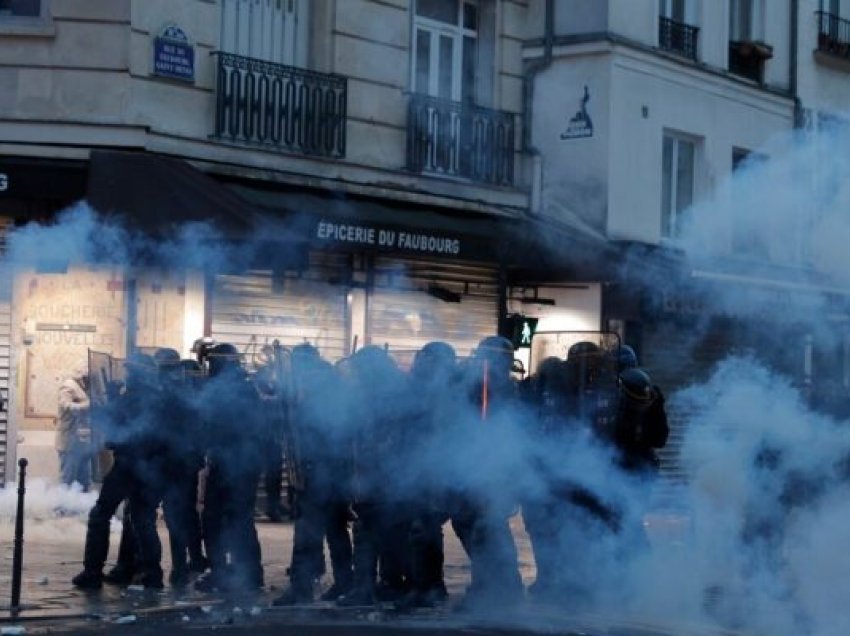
[{"xmin": 10, "ymin": 458, "xmax": 28, "ymax": 619}]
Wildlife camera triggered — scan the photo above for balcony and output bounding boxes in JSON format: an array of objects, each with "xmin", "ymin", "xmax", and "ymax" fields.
[
  {"xmin": 728, "ymin": 40, "xmax": 772, "ymax": 83},
  {"xmin": 213, "ymin": 52, "xmax": 347, "ymax": 158},
  {"xmin": 406, "ymin": 94, "xmax": 515, "ymax": 187},
  {"xmin": 816, "ymin": 11, "xmax": 850, "ymax": 59},
  {"xmin": 658, "ymin": 16, "xmax": 699, "ymax": 61}
]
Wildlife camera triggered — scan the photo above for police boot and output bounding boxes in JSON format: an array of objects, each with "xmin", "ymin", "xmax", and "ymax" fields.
[
  {"xmin": 272, "ymin": 583, "xmax": 313, "ymax": 606},
  {"xmin": 103, "ymin": 564, "xmax": 136, "ymax": 586},
  {"xmin": 72, "ymin": 569, "xmax": 103, "ymax": 590},
  {"xmin": 336, "ymin": 586, "xmax": 376, "ymax": 607},
  {"xmin": 320, "ymin": 579, "xmax": 352, "ymax": 602}
]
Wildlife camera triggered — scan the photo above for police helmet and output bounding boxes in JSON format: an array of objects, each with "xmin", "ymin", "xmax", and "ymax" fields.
[
  {"xmin": 618, "ymin": 367, "xmax": 654, "ymax": 403},
  {"xmin": 537, "ymin": 356, "xmax": 564, "ymax": 381},
  {"xmin": 567, "ymin": 340, "xmax": 601, "ymax": 361},
  {"xmin": 617, "ymin": 345, "xmax": 638, "ymax": 372},
  {"xmin": 207, "ymin": 343, "xmax": 241, "ymax": 377},
  {"xmin": 291, "ymin": 343, "xmax": 320, "ymax": 363},
  {"xmin": 153, "ymin": 347, "xmax": 181, "ymax": 367},
  {"xmin": 192, "ymin": 337, "xmax": 217, "ymax": 362},
  {"xmin": 475, "ymin": 335, "xmax": 514, "ymax": 364},
  {"xmin": 412, "ymin": 341, "xmax": 456, "ymax": 380}
]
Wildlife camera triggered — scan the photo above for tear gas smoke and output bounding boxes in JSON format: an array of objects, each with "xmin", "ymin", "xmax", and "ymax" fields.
[
  {"xmin": 1, "ymin": 125, "xmax": 849, "ymax": 634},
  {"xmin": 0, "ymin": 479, "xmax": 99, "ymax": 542},
  {"xmin": 613, "ymin": 123, "xmax": 850, "ymax": 636}
]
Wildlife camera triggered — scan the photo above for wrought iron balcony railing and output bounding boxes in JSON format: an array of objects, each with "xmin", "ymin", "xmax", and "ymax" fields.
[
  {"xmin": 406, "ymin": 94, "xmax": 515, "ymax": 186},
  {"xmin": 213, "ymin": 52, "xmax": 347, "ymax": 158},
  {"xmin": 658, "ymin": 16, "xmax": 699, "ymax": 60},
  {"xmin": 816, "ymin": 11, "xmax": 850, "ymax": 59}
]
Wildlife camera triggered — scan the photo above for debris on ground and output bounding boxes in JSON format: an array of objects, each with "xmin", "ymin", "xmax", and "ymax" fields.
[{"xmin": 114, "ymin": 614, "xmax": 137, "ymax": 625}]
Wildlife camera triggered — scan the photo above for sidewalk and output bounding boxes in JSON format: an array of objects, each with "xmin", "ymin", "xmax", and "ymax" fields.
[
  {"xmin": 0, "ymin": 482, "xmax": 717, "ymax": 636},
  {"xmin": 0, "ymin": 481, "xmax": 536, "ymax": 621}
]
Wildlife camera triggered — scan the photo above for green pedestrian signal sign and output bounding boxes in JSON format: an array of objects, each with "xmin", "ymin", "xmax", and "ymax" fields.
[{"xmin": 508, "ymin": 314, "xmax": 538, "ymax": 349}]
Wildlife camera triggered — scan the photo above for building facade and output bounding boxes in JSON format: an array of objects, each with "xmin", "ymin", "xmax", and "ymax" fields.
[
  {"xmin": 0, "ymin": 0, "xmax": 607, "ymax": 483},
  {"xmin": 2, "ymin": 0, "xmax": 848, "ymax": 485}
]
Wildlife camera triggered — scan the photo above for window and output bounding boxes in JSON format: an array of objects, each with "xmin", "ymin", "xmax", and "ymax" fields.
[
  {"xmin": 659, "ymin": 0, "xmax": 699, "ymax": 59},
  {"xmin": 729, "ymin": 0, "xmax": 763, "ymax": 42},
  {"xmin": 820, "ymin": 0, "xmax": 841, "ymax": 16},
  {"xmin": 661, "ymin": 134, "xmax": 696, "ymax": 239},
  {"xmin": 413, "ymin": 0, "xmax": 478, "ymax": 103},
  {"xmin": 730, "ymin": 148, "xmax": 769, "ymax": 256},
  {"xmin": 219, "ymin": 0, "xmax": 305, "ymax": 66},
  {"xmin": 0, "ymin": 0, "xmax": 41, "ymax": 17},
  {"xmin": 660, "ymin": 0, "xmax": 687, "ymax": 22}
]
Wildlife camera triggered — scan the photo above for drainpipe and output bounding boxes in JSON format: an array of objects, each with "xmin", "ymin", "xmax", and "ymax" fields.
[
  {"xmin": 522, "ymin": 0, "xmax": 554, "ymax": 215},
  {"xmin": 790, "ymin": 0, "xmax": 803, "ymax": 127}
]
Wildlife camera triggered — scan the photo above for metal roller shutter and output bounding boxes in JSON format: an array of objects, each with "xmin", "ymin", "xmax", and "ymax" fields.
[
  {"xmin": 211, "ymin": 254, "xmax": 349, "ymax": 365},
  {"xmin": 642, "ymin": 316, "xmax": 739, "ymax": 501},
  {"xmin": 369, "ymin": 257, "xmax": 500, "ymax": 366}
]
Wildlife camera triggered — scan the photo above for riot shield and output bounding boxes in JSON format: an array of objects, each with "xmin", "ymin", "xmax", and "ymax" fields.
[
  {"xmin": 528, "ymin": 331, "xmax": 622, "ymax": 434},
  {"xmin": 266, "ymin": 341, "xmax": 303, "ymax": 498},
  {"xmin": 87, "ymin": 349, "xmax": 127, "ymax": 481}
]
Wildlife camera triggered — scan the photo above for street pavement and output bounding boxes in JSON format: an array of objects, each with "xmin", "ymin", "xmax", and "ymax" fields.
[{"xmin": 0, "ymin": 489, "xmax": 725, "ymax": 636}]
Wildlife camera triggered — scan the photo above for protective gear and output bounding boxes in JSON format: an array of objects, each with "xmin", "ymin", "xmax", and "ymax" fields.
[
  {"xmin": 567, "ymin": 340, "xmax": 601, "ymax": 361},
  {"xmin": 617, "ymin": 345, "xmax": 639, "ymax": 372},
  {"xmin": 153, "ymin": 347, "xmax": 181, "ymax": 366},
  {"xmin": 207, "ymin": 343, "xmax": 241, "ymax": 377},
  {"xmin": 291, "ymin": 343, "xmax": 320, "ymax": 362},
  {"xmin": 474, "ymin": 336, "xmax": 515, "ymax": 375},
  {"xmin": 192, "ymin": 337, "xmax": 216, "ymax": 360},
  {"xmin": 618, "ymin": 367, "xmax": 653, "ymax": 402},
  {"xmin": 613, "ymin": 367, "xmax": 669, "ymax": 471},
  {"xmin": 411, "ymin": 341, "xmax": 456, "ymax": 382}
]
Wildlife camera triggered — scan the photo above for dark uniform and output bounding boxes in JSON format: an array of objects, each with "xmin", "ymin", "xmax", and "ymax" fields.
[
  {"xmin": 194, "ymin": 344, "xmax": 264, "ymax": 593},
  {"xmin": 522, "ymin": 342, "xmax": 624, "ymax": 604},
  {"xmin": 399, "ymin": 341, "xmax": 458, "ymax": 608},
  {"xmin": 72, "ymin": 354, "xmax": 166, "ymax": 590},
  {"xmin": 451, "ymin": 336, "xmax": 524, "ymax": 610},
  {"xmin": 155, "ymin": 350, "xmax": 207, "ymax": 586},
  {"xmin": 337, "ymin": 346, "xmax": 412, "ymax": 606},
  {"xmin": 273, "ymin": 344, "xmax": 354, "ymax": 605}
]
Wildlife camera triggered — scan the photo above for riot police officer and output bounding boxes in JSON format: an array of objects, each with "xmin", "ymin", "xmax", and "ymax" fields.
[
  {"xmin": 273, "ymin": 344, "xmax": 354, "ymax": 605},
  {"xmin": 452, "ymin": 335, "xmax": 524, "ymax": 610},
  {"xmin": 194, "ymin": 343, "xmax": 264, "ymax": 593},
  {"xmin": 153, "ymin": 348, "xmax": 207, "ymax": 586},
  {"xmin": 72, "ymin": 353, "xmax": 165, "ymax": 589},
  {"xmin": 399, "ymin": 341, "xmax": 458, "ymax": 608},
  {"xmin": 337, "ymin": 346, "xmax": 413, "ymax": 606}
]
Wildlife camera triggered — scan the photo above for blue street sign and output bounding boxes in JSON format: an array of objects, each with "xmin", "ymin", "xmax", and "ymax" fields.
[{"xmin": 153, "ymin": 24, "xmax": 195, "ymax": 82}]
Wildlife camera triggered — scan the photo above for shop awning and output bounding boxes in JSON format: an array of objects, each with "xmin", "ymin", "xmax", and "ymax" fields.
[
  {"xmin": 230, "ymin": 184, "xmax": 519, "ymax": 263},
  {"xmin": 86, "ymin": 150, "xmax": 258, "ymax": 236}
]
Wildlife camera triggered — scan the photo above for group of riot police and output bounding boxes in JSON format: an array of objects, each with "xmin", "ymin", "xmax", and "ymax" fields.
[{"xmin": 71, "ymin": 332, "xmax": 668, "ymax": 611}]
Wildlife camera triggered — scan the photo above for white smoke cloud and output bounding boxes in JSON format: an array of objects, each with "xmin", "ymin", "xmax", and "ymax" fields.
[
  {"xmin": 610, "ymin": 123, "xmax": 850, "ymax": 635},
  {"xmin": 2, "ymin": 124, "xmax": 849, "ymax": 634}
]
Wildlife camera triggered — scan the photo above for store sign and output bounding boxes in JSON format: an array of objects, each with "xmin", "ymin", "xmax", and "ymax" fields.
[
  {"xmin": 152, "ymin": 24, "xmax": 195, "ymax": 82},
  {"xmin": 315, "ymin": 220, "xmax": 462, "ymax": 256}
]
